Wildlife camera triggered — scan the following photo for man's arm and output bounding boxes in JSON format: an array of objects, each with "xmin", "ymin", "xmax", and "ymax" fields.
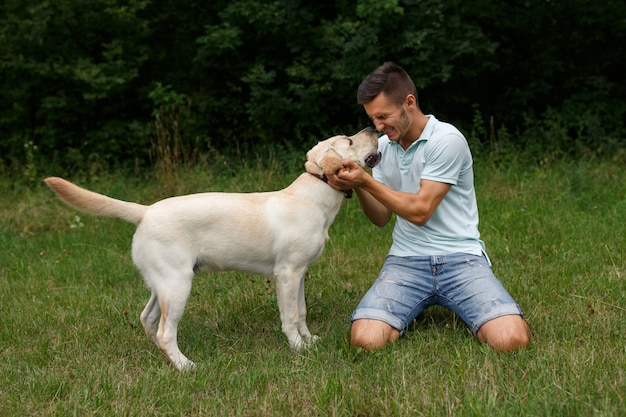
[
  {"xmin": 328, "ymin": 160, "xmax": 451, "ymax": 227},
  {"xmin": 354, "ymin": 187, "xmax": 392, "ymax": 227}
]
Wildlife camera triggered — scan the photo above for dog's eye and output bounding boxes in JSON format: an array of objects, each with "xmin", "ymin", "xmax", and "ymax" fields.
[{"xmin": 347, "ymin": 138, "xmax": 353, "ymax": 146}]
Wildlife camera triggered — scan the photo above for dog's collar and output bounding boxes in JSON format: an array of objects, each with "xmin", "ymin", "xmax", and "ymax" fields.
[{"xmin": 312, "ymin": 173, "xmax": 353, "ymax": 199}]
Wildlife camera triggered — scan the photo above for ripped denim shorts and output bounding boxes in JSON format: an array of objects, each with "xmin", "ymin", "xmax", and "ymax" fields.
[{"xmin": 351, "ymin": 254, "xmax": 524, "ymax": 334}]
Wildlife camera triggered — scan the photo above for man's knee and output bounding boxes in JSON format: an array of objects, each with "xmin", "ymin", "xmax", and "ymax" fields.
[
  {"xmin": 350, "ymin": 319, "xmax": 400, "ymax": 350},
  {"xmin": 478, "ymin": 315, "xmax": 531, "ymax": 352}
]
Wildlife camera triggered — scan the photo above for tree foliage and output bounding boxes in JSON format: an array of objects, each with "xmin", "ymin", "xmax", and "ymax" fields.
[{"xmin": 1, "ymin": 0, "xmax": 624, "ymax": 174}]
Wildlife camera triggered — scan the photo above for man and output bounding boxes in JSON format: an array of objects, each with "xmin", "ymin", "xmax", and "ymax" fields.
[{"xmin": 328, "ymin": 62, "xmax": 530, "ymax": 351}]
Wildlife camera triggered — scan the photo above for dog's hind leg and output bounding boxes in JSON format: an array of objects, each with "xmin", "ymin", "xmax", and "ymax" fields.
[
  {"xmin": 153, "ymin": 270, "xmax": 195, "ymax": 371},
  {"xmin": 140, "ymin": 292, "xmax": 160, "ymax": 345}
]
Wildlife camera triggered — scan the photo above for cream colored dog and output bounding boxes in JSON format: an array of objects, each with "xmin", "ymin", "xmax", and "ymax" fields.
[{"xmin": 44, "ymin": 127, "xmax": 381, "ymax": 370}]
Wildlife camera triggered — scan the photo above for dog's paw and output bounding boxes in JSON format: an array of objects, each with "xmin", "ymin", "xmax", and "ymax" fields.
[
  {"xmin": 289, "ymin": 337, "xmax": 306, "ymax": 350},
  {"xmin": 175, "ymin": 360, "xmax": 197, "ymax": 372},
  {"xmin": 288, "ymin": 332, "xmax": 320, "ymax": 350},
  {"xmin": 299, "ymin": 335, "xmax": 320, "ymax": 349},
  {"xmin": 307, "ymin": 335, "xmax": 320, "ymax": 346}
]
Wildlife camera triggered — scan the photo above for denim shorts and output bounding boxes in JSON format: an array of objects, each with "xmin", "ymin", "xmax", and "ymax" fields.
[{"xmin": 351, "ymin": 254, "xmax": 524, "ymax": 334}]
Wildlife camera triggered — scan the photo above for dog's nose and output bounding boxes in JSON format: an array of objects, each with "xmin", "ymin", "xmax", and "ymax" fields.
[{"xmin": 363, "ymin": 126, "xmax": 384, "ymax": 137}]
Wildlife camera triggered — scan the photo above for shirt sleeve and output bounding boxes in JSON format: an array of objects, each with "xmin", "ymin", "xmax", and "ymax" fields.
[{"xmin": 420, "ymin": 133, "xmax": 469, "ymax": 186}]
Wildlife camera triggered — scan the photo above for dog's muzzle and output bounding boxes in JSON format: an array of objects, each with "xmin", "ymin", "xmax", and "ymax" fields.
[{"xmin": 365, "ymin": 152, "xmax": 382, "ymax": 169}]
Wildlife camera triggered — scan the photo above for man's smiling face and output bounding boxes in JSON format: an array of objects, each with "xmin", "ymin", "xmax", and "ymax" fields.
[{"xmin": 364, "ymin": 93, "xmax": 411, "ymax": 144}]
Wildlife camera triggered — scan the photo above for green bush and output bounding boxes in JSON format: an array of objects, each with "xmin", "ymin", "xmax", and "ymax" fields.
[{"xmin": 1, "ymin": 0, "xmax": 624, "ymax": 174}]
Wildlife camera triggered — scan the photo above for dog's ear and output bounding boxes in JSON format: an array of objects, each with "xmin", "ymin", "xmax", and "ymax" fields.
[
  {"xmin": 304, "ymin": 160, "xmax": 324, "ymax": 176},
  {"xmin": 305, "ymin": 141, "xmax": 327, "ymax": 176},
  {"xmin": 304, "ymin": 155, "xmax": 324, "ymax": 176},
  {"xmin": 305, "ymin": 143, "xmax": 343, "ymax": 177},
  {"xmin": 319, "ymin": 148, "xmax": 343, "ymax": 176}
]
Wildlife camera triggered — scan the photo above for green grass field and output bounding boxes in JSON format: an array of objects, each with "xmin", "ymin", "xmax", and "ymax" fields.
[{"xmin": 1, "ymin": 157, "xmax": 625, "ymax": 416}]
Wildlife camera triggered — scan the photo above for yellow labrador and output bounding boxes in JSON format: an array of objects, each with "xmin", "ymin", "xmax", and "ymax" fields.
[{"xmin": 44, "ymin": 127, "xmax": 381, "ymax": 370}]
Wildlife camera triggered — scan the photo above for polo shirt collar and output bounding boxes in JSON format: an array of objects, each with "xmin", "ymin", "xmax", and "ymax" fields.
[{"xmin": 386, "ymin": 114, "xmax": 438, "ymax": 151}]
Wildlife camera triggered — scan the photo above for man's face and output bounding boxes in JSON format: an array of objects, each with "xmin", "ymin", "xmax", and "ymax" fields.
[{"xmin": 363, "ymin": 93, "xmax": 411, "ymax": 143}]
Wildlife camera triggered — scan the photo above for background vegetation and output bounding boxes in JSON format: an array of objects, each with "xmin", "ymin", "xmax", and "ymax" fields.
[{"xmin": 2, "ymin": 0, "xmax": 625, "ymax": 179}]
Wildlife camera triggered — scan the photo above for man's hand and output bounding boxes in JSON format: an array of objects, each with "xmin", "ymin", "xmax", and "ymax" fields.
[
  {"xmin": 326, "ymin": 160, "xmax": 367, "ymax": 191},
  {"xmin": 327, "ymin": 159, "xmax": 391, "ymax": 227}
]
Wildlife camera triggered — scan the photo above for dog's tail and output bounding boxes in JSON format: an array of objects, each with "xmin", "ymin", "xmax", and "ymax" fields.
[{"xmin": 44, "ymin": 177, "xmax": 146, "ymax": 225}]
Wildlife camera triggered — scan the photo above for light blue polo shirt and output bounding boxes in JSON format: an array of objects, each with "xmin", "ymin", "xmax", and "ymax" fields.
[{"xmin": 372, "ymin": 115, "xmax": 487, "ymax": 258}]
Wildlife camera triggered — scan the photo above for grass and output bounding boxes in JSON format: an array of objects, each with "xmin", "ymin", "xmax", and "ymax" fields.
[{"xmin": 1, "ymin": 156, "xmax": 625, "ymax": 416}]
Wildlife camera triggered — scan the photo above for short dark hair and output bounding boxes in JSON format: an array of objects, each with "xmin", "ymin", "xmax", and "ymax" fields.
[{"xmin": 356, "ymin": 62, "xmax": 418, "ymax": 106}]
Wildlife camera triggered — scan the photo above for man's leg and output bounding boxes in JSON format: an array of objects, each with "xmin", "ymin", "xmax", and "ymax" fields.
[
  {"xmin": 349, "ymin": 256, "xmax": 435, "ymax": 350},
  {"xmin": 436, "ymin": 253, "xmax": 530, "ymax": 352},
  {"xmin": 477, "ymin": 314, "xmax": 530, "ymax": 351},
  {"xmin": 350, "ymin": 318, "xmax": 400, "ymax": 350}
]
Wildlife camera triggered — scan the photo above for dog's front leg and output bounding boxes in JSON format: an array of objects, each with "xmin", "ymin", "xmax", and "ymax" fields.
[
  {"xmin": 297, "ymin": 274, "xmax": 318, "ymax": 345},
  {"xmin": 275, "ymin": 271, "xmax": 306, "ymax": 349}
]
